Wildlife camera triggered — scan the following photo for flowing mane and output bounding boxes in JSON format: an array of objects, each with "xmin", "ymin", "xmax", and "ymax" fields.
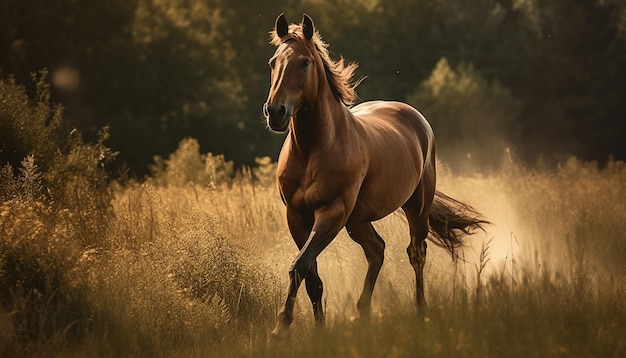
[{"xmin": 270, "ymin": 24, "xmax": 360, "ymax": 105}]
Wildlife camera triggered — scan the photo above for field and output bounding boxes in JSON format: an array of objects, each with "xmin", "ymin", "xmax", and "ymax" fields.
[{"xmin": 1, "ymin": 148, "xmax": 625, "ymax": 357}]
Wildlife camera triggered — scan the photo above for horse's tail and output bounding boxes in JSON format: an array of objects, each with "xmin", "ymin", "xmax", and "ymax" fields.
[{"xmin": 428, "ymin": 190, "xmax": 490, "ymax": 260}]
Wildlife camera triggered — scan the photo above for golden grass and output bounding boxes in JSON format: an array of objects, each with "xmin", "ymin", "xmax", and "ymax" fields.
[{"xmin": 1, "ymin": 156, "xmax": 625, "ymax": 357}]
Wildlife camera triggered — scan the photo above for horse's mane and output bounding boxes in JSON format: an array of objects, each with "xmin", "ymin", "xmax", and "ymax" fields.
[{"xmin": 270, "ymin": 24, "xmax": 360, "ymax": 105}]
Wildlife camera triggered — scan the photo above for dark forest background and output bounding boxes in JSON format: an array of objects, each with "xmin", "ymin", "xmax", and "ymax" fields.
[{"xmin": 1, "ymin": 0, "xmax": 625, "ymax": 174}]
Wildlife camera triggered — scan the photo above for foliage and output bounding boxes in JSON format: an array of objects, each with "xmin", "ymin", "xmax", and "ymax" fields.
[
  {"xmin": 1, "ymin": 0, "xmax": 624, "ymax": 173},
  {"xmin": 0, "ymin": 70, "xmax": 63, "ymax": 171},
  {"xmin": 2, "ymin": 120, "xmax": 626, "ymax": 356},
  {"xmin": 0, "ymin": 1, "xmax": 625, "ymax": 355},
  {"xmin": 0, "ymin": 176, "xmax": 281, "ymax": 356},
  {"xmin": 0, "ymin": 155, "xmax": 42, "ymax": 203},
  {"xmin": 0, "ymin": 149, "xmax": 280, "ymax": 356},
  {"xmin": 0, "ymin": 165, "xmax": 94, "ymax": 355},
  {"xmin": 1, "ymin": 71, "xmax": 117, "ymax": 247},
  {"xmin": 408, "ymin": 58, "xmax": 521, "ymax": 170},
  {"xmin": 150, "ymin": 137, "xmax": 234, "ymax": 188}
]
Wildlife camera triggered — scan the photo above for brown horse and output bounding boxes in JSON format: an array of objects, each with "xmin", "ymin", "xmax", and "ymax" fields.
[{"xmin": 263, "ymin": 13, "xmax": 488, "ymax": 340}]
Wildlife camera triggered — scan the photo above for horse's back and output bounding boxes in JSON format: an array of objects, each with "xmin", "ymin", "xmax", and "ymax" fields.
[
  {"xmin": 351, "ymin": 101, "xmax": 434, "ymax": 161},
  {"xmin": 351, "ymin": 101, "xmax": 433, "ymax": 144},
  {"xmin": 346, "ymin": 101, "xmax": 436, "ymax": 222}
]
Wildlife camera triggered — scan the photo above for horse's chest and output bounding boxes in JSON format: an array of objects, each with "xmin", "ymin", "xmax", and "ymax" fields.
[
  {"xmin": 279, "ymin": 178, "xmax": 306, "ymax": 210},
  {"xmin": 279, "ymin": 164, "xmax": 347, "ymax": 212}
]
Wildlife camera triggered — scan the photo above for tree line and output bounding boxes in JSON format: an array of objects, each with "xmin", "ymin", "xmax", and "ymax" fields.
[{"xmin": 1, "ymin": 0, "xmax": 625, "ymax": 174}]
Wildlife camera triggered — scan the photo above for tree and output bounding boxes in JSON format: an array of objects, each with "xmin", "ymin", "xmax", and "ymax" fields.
[
  {"xmin": 514, "ymin": 0, "xmax": 626, "ymax": 163},
  {"xmin": 1, "ymin": 0, "xmax": 624, "ymax": 174},
  {"xmin": 408, "ymin": 58, "xmax": 521, "ymax": 170}
]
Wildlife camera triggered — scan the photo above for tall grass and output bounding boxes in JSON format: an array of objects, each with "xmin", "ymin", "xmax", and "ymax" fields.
[{"xmin": 1, "ymin": 138, "xmax": 625, "ymax": 356}]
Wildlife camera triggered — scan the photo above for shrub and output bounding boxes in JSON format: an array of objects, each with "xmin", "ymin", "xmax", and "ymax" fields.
[
  {"xmin": 0, "ymin": 70, "xmax": 63, "ymax": 172},
  {"xmin": 0, "ymin": 71, "xmax": 117, "ymax": 237},
  {"xmin": 150, "ymin": 137, "xmax": 234, "ymax": 188},
  {"xmin": 109, "ymin": 183, "xmax": 277, "ymax": 322},
  {"xmin": 407, "ymin": 58, "xmax": 521, "ymax": 170},
  {"xmin": 0, "ymin": 71, "xmax": 117, "ymax": 352},
  {"xmin": 0, "ymin": 168, "xmax": 92, "ymax": 352},
  {"xmin": 0, "ymin": 155, "xmax": 42, "ymax": 203},
  {"xmin": 45, "ymin": 127, "xmax": 117, "ymax": 247}
]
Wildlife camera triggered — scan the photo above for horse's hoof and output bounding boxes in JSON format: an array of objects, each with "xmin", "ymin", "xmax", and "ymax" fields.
[{"xmin": 270, "ymin": 325, "xmax": 291, "ymax": 341}]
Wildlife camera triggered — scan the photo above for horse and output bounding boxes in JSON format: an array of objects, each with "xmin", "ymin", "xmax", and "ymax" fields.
[{"xmin": 263, "ymin": 13, "xmax": 488, "ymax": 340}]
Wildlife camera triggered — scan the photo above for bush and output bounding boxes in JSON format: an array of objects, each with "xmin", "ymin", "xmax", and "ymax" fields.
[
  {"xmin": 0, "ymin": 72, "xmax": 118, "ymax": 353},
  {"xmin": 150, "ymin": 137, "xmax": 234, "ymax": 188},
  {"xmin": 45, "ymin": 127, "xmax": 117, "ymax": 247},
  {"xmin": 110, "ymin": 182, "xmax": 277, "ymax": 318},
  {"xmin": 0, "ymin": 155, "xmax": 42, "ymax": 203},
  {"xmin": 408, "ymin": 58, "xmax": 521, "ymax": 170},
  {"xmin": 1, "ymin": 71, "xmax": 117, "ymax": 247},
  {"xmin": 0, "ymin": 70, "xmax": 63, "ymax": 171},
  {"xmin": 0, "ymin": 171, "xmax": 93, "ymax": 353}
]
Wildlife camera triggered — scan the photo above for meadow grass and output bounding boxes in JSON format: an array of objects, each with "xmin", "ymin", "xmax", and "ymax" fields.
[{"xmin": 1, "ymin": 153, "xmax": 625, "ymax": 357}]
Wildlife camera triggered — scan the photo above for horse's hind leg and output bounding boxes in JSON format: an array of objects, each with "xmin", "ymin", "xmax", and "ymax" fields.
[
  {"xmin": 403, "ymin": 205, "xmax": 429, "ymax": 309},
  {"xmin": 346, "ymin": 222, "xmax": 385, "ymax": 318},
  {"xmin": 402, "ymin": 189, "xmax": 434, "ymax": 310}
]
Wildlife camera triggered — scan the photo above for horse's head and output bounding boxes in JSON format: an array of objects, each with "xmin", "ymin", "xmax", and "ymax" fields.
[{"xmin": 263, "ymin": 13, "xmax": 321, "ymax": 133}]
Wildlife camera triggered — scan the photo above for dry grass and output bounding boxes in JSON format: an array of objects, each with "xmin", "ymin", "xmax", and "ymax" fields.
[{"xmin": 1, "ymin": 152, "xmax": 625, "ymax": 357}]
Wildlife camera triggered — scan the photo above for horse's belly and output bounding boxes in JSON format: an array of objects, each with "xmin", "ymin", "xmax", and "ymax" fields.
[{"xmin": 349, "ymin": 171, "xmax": 419, "ymax": 223}]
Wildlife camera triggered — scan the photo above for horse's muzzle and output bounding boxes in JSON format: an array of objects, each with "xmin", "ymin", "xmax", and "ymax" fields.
[{"xmin": 264, "ymin": 102, "xmax": 292, "ymax": 132}]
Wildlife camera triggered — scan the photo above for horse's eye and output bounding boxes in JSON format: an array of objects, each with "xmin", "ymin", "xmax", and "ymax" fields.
[{"xmin": 301, "ymin": 59, "xmax": 311, "ymax": 69}]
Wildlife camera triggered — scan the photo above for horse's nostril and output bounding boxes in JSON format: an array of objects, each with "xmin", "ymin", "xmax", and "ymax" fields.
[
  {"xmin": 277, "ymin": 105, "xmax": 286, "ymax": 117},
  {"xmin": 267, "ymin": 104, "xmax": 288, "ymax": 118}
]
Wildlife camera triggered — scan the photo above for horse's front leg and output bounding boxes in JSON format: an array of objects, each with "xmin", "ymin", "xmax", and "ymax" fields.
[
  {"xmin": 271, "ymin": 201, "xmax": 347, "ymax": 340},
  {"xmin": 284, "ymin": 208, "xmax": 325, "ymax": 327},
  {"xmin": 305, "ymin": 260, "xmax": 324, "ymax": 326}
]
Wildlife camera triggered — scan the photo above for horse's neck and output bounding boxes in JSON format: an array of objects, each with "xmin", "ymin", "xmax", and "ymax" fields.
[{"xmin": 290, "ymin": 94, "xmax": 349, "ymax": 155}]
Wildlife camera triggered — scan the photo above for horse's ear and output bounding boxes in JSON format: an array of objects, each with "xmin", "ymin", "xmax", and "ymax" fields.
[
  {"xmin": 302, "ymin": 14, "xmax": 314, "ymax": 40},
  {"xmin": 275, "ymin": 13, "xmax": 289, "ymax": 38}
]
